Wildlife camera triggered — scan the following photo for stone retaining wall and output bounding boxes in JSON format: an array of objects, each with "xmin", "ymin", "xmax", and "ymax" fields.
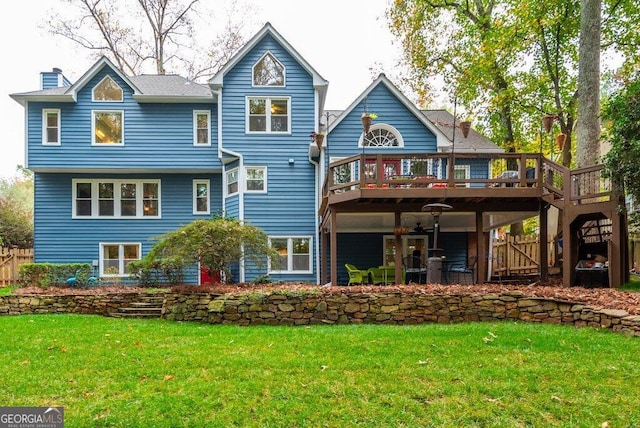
[{"xmin": 1, "ymin": 291, "xmax": 639, "ymax": 336}]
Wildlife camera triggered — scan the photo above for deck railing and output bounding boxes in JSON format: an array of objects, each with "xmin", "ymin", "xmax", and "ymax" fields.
[{"xmin": 323, "ymin": 152, "xmax": 614, "ymax": 204}]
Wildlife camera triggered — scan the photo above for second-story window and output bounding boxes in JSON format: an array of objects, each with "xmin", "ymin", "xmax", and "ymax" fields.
[
  {"xmin": 42, "ymin": 109, "xmax": 60, "ymax": 145},
  {"xmin": 93, "ymin": 110, "xmax": 124, "ymax": 145},
  {"xmin": 194, "ymin": 110, "xmax": 211, "ymax": 146},
  {"xmin": 245, "ymin": 166, "xmax": 266, "ymax": 192},
  {"xmin": 247, "ymin": 97, "xmax": 290, "ymax": 133}
]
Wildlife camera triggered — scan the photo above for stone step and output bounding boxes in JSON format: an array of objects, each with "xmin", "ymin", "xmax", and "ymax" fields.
[
  {"xmin": 119, "ymin": 306, "xmax": 162, "ymax": 313},
  {"xmin": 129, "ymin": 302, "xmax": 163, "ymax": 308},
  {"xmin": 111, "ymin": 312, "xmax": 162, "ymax": 319}
]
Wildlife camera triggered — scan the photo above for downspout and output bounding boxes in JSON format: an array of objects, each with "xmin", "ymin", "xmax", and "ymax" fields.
[
  {"xmin": 309, "ymin": 153, "xmax": 320, "ymax": 285},
  {"xmin": 213, "ymin": 88, "xmax": 246, "ymax": 282}
]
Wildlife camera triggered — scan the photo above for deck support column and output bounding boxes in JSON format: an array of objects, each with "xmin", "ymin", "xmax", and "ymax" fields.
[
  {"xmin": 394, "ymin": 212, "xmax": 403, "ymax": 285},
  {"xmin": 330, "ymin": 210, "xmax": 338, "ymax": 286},
  {"xmin": 320, "ymin": 223, "xmax": 328, "ymax": 285},
  {"xmin": 539, "ymin": 203, "xmax": 549, "ymax": 283},
  {"xmin": 475, "ymin": 211, "xmax": 485, "ymax": 284}
]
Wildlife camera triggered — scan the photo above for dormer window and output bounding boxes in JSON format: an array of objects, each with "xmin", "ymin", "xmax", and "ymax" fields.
[
  {"xmin": 252, "ymin": 52, "xmax": 285, "ymax": 87},
  {"xmin": 93, "ymin": 76, "xmax": 123, "ymax": 102},
  {"xmin": 359, "ymin": 124, "xmax": 404, "ymax": 148}
]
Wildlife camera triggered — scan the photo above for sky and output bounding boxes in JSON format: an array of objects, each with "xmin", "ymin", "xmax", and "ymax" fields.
[{"xmin": 0, "ymin": 0, "xmax": 401, "ymax": 179}]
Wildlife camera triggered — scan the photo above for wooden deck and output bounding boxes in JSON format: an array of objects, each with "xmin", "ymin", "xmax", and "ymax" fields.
[{"xmin": 319, "ymin": 153, "xmax": 627, "ymax": 288}]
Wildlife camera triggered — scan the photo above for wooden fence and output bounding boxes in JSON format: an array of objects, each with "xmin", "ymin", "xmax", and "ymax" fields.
[
  {"xmin": 491, "ymin": 235, "xmax": 555, "ymax": 279},
  {"xmin": 0, "ymin": 247, "xmax": 34, "ymax": 286}
]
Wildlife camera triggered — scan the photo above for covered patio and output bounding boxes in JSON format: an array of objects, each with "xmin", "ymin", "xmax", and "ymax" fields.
[{"xmin": 318, "ymin": 152, "xmax": 627, "ymax": 288}]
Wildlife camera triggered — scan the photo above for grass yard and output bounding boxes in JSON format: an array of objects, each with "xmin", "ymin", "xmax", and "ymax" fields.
[{"xmin": 1, "ymin": 316, "xmax": 639, "ymax": 427}]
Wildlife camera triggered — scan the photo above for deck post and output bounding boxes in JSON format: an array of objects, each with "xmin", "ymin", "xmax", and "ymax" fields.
[
  {"xmin": 330, "ymin": 210, "xmax": 338, "ymax": 286},
  {"xmin": 539, "ymin": 204, "xmax": 549, "ymax": 282},
  {"xmin": 394, "ymin": 212, "xmax": 403, "ymax": 285},
  {"xmin": 475, "ymin": 211, "xmax": 485, "ymax": 284}
]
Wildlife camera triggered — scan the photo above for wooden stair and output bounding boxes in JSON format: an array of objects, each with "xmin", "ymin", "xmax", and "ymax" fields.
[{"xmin": 111, "ymin": 295, "xmax": 165, "ymax": 318}]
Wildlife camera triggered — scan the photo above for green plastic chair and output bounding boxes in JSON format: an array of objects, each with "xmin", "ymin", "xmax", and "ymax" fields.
[{"xmin": 345, "ymin": 263, "xmax": 368, "ymax": 285}]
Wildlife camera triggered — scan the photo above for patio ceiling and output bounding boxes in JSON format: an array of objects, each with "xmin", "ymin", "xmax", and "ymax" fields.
[{"xmin": 330, "ymin": 211, "xmax": 539, "ymax": 234}]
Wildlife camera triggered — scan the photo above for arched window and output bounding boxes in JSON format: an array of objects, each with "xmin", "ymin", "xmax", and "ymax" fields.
[
  {"xmin": 360, "ymin": 124, "xmax": 404, "ymax": 148},
  {"xmin": 92, "ymin": 76, "xmax": 123, "ymax": 102},
  {"xmin": 253, "ymin": 52, "xmax": 285, "ymax": 87}
]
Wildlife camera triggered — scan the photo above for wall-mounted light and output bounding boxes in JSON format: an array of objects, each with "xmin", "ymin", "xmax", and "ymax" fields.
[{"xmin": 288, "ymin": 158, "xmax": 295, "ymax": 165}]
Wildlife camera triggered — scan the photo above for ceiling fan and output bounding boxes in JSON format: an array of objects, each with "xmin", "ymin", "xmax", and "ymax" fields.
[{"xmin": 411, "ymin": 222, "xmax": 430, "ymax": 234}]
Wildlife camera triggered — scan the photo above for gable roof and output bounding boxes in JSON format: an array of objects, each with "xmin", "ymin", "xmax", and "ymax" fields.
[
  {"xmin": 10, "ymin": 56, "xmax": 214, "ymax": 105},
  {"xmin": 422, "ymin": 110, "xmax": 503, "ymax": 153},
  {"xmin": 208, "ymin": 22, "xmax": 329, "ymax": 110},
  {"xmin": 326, "ymin": 74, "xmax": 502, "ymax": 153}
]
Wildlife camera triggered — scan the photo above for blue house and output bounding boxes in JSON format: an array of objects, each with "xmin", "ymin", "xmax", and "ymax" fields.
[{"xmin": 16, "ymin": 22, "xmax": 621, "ymax": 287}]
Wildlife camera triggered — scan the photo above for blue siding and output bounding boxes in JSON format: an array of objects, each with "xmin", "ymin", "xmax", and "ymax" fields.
[
  {"xmin": 220, "ymin": 34, "xmax": 318, "ymax": 283},
  {"xmin": 34, "ymin": 172, "xmax": 222, "ymax": 283},
  {"xmin": 28, "ymin": 66, "xmax": 220, "ymax": 171},
  {"xmin": 328, "ymin": 84, "xmax": 438, "ymax": 162},
  {"xmin": 41, "ymin": 72, "xmax": 66, "ymax": 89}
]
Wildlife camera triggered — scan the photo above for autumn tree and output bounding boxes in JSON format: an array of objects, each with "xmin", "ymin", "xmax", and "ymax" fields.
[
  {"xmin": 133, "ymin": 217, "xmax": 281, "ymax": 283},
  {"xmin": 0, "ymin": 167, "xmax": 34, "ymax": 248},
  {"xmin": 46, "ymin": 0, "xmax": 250, "ymax": 80}
]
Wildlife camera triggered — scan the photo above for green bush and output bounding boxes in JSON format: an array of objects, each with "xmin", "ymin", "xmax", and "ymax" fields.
[
  {"xmin": 127, "ymin": 258, "xmax": 184, "ymax": 286},
  {"xmin": 18, "ymin": 263, "xmax": 93, "ymax": 288}
]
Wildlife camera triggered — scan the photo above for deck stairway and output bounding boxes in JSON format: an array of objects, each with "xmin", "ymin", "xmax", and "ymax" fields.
[{"xmin": 111, "ymin": 295, "xmax": 165, "ymax": 318}]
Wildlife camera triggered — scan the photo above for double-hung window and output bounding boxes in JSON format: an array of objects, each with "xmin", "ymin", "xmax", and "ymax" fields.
[
  {"xmin": 73, "ymin": 179, "xmax": 160, "ymax": 218},
  {"xmin": 245, "ymin": 167, "xmax": 266, "ymax": 192},
  {"xmin": 269, "ymin": 237, "xmax": 312, "ymax": 273},
  {"xmin": 247, "ymin": 97, "xmax": 290, "ymax": 133},
  {"xmin": 193, "ymin": 180, "xmax": 210, "ymax": 215},
  {"xmin": 100, "ymin": 243, "xmax": 140, "ymax": 276},
  {"xmin": 454, "ymin": 165, "xmax": 470, "ymax": 188},
  {"xmin": 226, "ymin": 168, "xmax": 239, "ymax": 196},
  {"xmin": 42, "ymin": 109, "xmax": 60, "ymax": 145},
  {"xmin": 193, "ymin": 110, "xmax": 211, "ymax": 146}
]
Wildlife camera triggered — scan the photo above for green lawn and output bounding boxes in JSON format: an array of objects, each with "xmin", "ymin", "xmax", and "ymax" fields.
[{"xmin": 1, "ymin": 315, "xmax": 639, "ymax": 427}]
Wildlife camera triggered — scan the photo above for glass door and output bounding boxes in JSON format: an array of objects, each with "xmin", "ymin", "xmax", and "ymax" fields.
[{"xmin": 383, "ymin": 235, "xmax": 429, "ymax": 266}]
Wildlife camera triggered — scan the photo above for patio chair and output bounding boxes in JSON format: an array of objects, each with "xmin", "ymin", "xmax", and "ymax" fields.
[
  {"xmin": 345, "ymin": 263, "xmax": 368, "ymax": 285},
  {"xmin": 368, "ymin": 266, "xmax": 405, "ymax": 285},
  {"xmin": 403, "ymin": 256, "xmax": 427, "ymax": 284},
  {"xmin": 447, "ymin": 256, "xmax": 477, "ymax": 285}
]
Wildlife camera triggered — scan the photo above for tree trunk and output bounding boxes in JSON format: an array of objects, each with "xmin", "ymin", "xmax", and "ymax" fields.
[{"xmin": 576, "ymin": 0, "xmax": 601, "ymax": 167}]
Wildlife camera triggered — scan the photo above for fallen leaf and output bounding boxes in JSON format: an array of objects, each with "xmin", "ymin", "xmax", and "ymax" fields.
[
  {"xmin": 601, "ymin": 422, "xmax": 609, "ymax": 428},
  {"xmin": 320, "ymin": 365, "xmax": 328, "ymax": 371},
  {"xmin": 140, "ymin": 375, "xmax": 147, "ymax": 382},
  {"xmin": 21, "ymin": 360, "xmax": 30, "ymax": 365},
  {"xmin": 418, "ymin": 360, "xmax": 429, "ymax": 365},
  {"xmin": 551, "ymin": 395, "xmax": 563, "ymax": 402},
  {"xmin": 163, "ymin": 374, "xmax": 176, "ymax": 381},
  {"xmin": 488, "ymin": 332, "xmax": 497, "ymax": 338}
]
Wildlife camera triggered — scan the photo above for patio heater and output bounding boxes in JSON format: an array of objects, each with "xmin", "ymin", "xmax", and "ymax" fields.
[{"xmin": 422, "ymin": 202, "xmax": 453, "ymax": 283}]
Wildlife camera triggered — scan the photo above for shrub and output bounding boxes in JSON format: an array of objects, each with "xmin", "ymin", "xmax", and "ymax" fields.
[{"xmin": 18, "ymin": 263, "xmax": 93, "ymax": 288}]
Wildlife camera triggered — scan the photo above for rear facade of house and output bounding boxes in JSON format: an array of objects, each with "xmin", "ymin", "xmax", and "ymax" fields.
[{"xmin": 11, "ymin": 23, "xmax": 500, "ymax": 285}]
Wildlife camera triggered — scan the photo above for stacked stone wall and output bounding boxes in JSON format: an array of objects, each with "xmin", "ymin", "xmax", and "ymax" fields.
[{"xmin": 1, "ymin": 291, "xmax": 638, "ymax": 336}]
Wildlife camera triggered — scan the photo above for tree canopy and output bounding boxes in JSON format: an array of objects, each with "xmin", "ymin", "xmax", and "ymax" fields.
[
  {"xmin": 46, "ymin": 0, "xmax": 251, "ymax": 80},
  {"xmin": 386, "ymin": 0, "xmax": 640, "ymax": 167},
  {"xmin": 0, "ymin": 168, "xmax": 34, "ymax": 248}
]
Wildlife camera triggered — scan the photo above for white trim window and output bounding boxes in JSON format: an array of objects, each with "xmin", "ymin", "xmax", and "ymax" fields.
[
  {"xmin": 454, "ymin": 164, "xmax": 470, "ymax": 187},
  {"xmin": 226, "ymin": 168, "xmax": 239, "ymax": 196},
  {"xmin": 100, "ymin": 243, "xmax": 140, "ymax": 277},
  {"xmin": 92, "ymin": 76, "xmax": 123, "ymax": 102},
  {"xmin": 193, "ymin": 179, "xmax": 210, "ymax": 215},
  {"xmin": 73, "ymin": 179, "xmax": 161, "ymax": 218},
  {"xmin": 269, "ymin": 237, "xmax": 312, "ymax": 273},
  {"xmin": 360, "ymin": 124, "xmax": 403, "ymax": 148},
  {"xmin": 42, "ymin": 109, "xmax": 61, "ymax": 145},
  {"xmin": 193, "ymin": 110, "xmax": 211, "ymax": 146},
  {"xmin": 252, "ymin": 51, "xmax": 285, "ymax": 87},
  {"xmin": 246, "ymin": 97, "xmax": 290, "ymax": 133},
  {"xmin": 92, "ymin": 110, "xmax": 124, "ymax": 145},
  {"xmin": 245, "ymin": 166, "xmax": 266, "ymax": 193}
]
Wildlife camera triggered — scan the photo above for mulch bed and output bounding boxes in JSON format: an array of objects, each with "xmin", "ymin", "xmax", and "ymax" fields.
[{"xmin": 13, "ymin": 282, "xmax": 640, "ymax": 316}]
